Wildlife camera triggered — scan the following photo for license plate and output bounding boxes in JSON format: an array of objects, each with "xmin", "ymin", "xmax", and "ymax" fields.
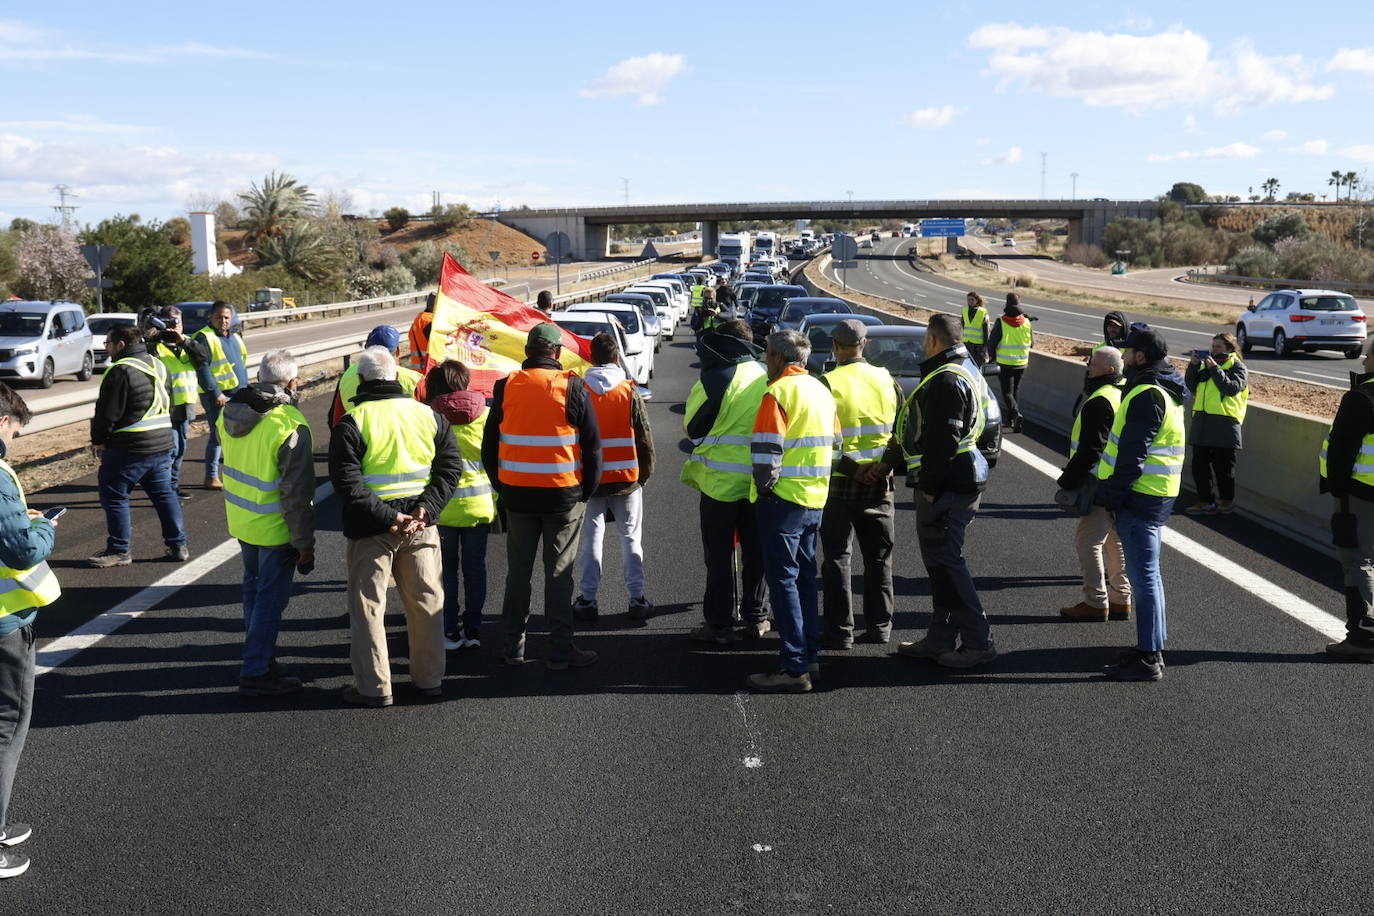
[{"xmin": 1322, "ymin": 318, "xmax": 1344, "ymax": 325}]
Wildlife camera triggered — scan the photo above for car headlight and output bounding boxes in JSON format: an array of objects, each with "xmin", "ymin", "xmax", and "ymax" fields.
[{"xmin": 11, "ymin": 346, "xmax": 37, "ymax": 357}]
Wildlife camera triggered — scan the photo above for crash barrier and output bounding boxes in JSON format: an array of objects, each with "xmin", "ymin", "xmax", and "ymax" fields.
[
  {"xmin": 237, "ymin": 291, "xmax": 427, "ymax": 330},
  {"xmin": 575, "ymin": 258, "xmax": 656, "ymax": 284},
  {"xmin": 1184, "ymin": 271, "xmax": 1374, "ymax": 297}
]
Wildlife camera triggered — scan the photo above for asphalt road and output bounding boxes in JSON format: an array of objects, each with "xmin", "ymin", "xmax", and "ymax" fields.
[
  {"xmin": 6, "ymin": 330, "xmax": 1373, "ymax": 913},
  {"xmin": 831, "ymin": 238, "xmax": 1361, "ymax": 389}
]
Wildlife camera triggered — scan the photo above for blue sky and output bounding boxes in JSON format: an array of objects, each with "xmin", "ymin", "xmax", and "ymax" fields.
[{"xmin": 3, "ymin": 1, "xmax": 1371, "ymax": 226}]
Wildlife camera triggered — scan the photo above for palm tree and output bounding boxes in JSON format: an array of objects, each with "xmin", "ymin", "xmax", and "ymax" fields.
[
  {"xmin": 238, "ymin": 171, "xmax": 315, "ymax": 246},
  {"xmin": 1329, "ymin": 170, "xmax": 1345, "ymax": 201},
  {"xmin": 1261, "ymin": 177, "xmax": 1280, "ymax": 201},
  {"xmin": 254, "ymin": 221, "xmax": 337, "ymax": 281},
  {"xmin": 1345, "ymin": 171, "xmax": 1361, "ymax": 201}
]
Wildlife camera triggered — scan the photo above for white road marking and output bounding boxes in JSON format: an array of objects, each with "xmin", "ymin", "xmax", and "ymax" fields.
[
  {"xmin": 732, "ymin": 690, "xmax": 765, "ymax": 769},
  {"xmin": 999, "ymin": 440, "xmax": 1345, "ymax": 640},
  {"xmin": 1294, "ymin": 369, "xmax": 1344, "ymax": 381},
  {"xmin": 752, "ymin": 844, "xmax": 773, "ymax": 853},
  {"xmin": 36, "ymin": 481, "xmax": 335, "ymax": 676}
]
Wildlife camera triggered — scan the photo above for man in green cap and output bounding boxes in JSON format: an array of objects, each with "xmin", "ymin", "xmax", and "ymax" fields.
[{"xmin": 482, "ymin": 323, "xmax": 603, "ymax": 668}]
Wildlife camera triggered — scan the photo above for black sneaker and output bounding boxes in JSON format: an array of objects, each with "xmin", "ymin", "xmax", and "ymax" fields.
[
  {"xmin": 0, "ymin": 847, "xmax": 30, "ymax": 879},
  {"xmin": 572, "ymin": 595, "xmax": 599, "ymax": 623},
  {"xmin": 627, "ymin": 596, "xmax": 653, "ymax": 621},
  {"xmin": 821, "ymin": 634, "xmax": 854, "ymax": 651},
  {"xmin": 856, "ymin": 630, "xmax": 890, "ymax": 645},
  {"xmin": 546, "ymin": 646, "xmax": 598, "ymax": 670},
  {"xmin": 1103, "ymin": 649, "xmax": 1164, "ymax": 682},
  {"xmin": 177, "ymin": 490, "xmax": 192, "ymax": 501},
  {"xmin": 165, "ymin": 544, "xmax": 190, "ymax": 562},
  {"xmin": 88, "ymin": 548, "xmax": 131, "ymax": 568},
  {"xmin": 741, "ymin": 619, "xmax": 771, "ymax": 640},
  {"xmin": 238, "ymin": 673, "xmax": 303, "ymax": 697},
  {"xmin": 341, "ymin": 686, "xmax": 393, "ymax": 707},
  {"xmin": 690, "ymin": 623, "xmax": 739, "ymax": 645}
]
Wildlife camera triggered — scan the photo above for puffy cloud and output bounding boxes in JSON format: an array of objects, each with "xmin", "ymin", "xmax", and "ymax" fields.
[
  {"xmin": 1146, "ymin": 141, "xmax": 1261, "ymax": 162},
  {"xmin": 967, "ymin": 23, "xmax": 1332, "ymax": 114},
  {"xmin": 1301, "ymin": 139, "xmax": 1329, "ymax": 155},
  {"xmin": 580, "ymin": 53, "xmax": 686, "ymax": 106},
  {"xmin": 1263, "ymin": 129, "xmax": 1288, "ymax": 141},
  {"xmin": 981, "ymin": 146, "xmax": 1023, "ymax": 166},
  {"xmin": 904, "ymin": 105, "xmax": 964, "ymax": 129},
  {"xmin": 1328, "ymin": 47, "xmax": 1374, "ymax": 76}
]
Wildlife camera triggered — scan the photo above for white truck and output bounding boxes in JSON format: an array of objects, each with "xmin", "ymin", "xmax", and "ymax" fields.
[
  {"xmin": 717, "ymin": 232, "xmax": 751, "ymax": 272},
  {"xmin": 753, "ymin": 231, "xmax": 778, "ymax": 258}
]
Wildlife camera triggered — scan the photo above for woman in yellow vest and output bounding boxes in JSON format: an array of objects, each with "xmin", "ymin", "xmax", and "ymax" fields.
[
  {"xmin": 1184, "ymin": 333, "xmax": 1248, "ymax": 515},
  {"xmin": 961, "ymin": 292, "xmax": 989, "ymax": 365},
  {"xmin": 425, "ymin": 360, "xmax": 495, "ymax": 651},
  {"xmin": 987, "ymin": 292, "xmax": 1033, "ymax": 432}
]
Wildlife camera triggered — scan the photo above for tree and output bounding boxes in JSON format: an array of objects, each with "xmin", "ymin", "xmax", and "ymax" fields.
[
  {"xmin": 253, "ymin": 221, "xmax": 338, "ymax": 282},
  {"xmin": 16, "ymin": 225, "xmax": 90, "ymax": 301},
  {"xmin": 1251, "ymin": 211, "xmax": 1311, "ymax": 247},
  {"xmin": 1167, "ymin": 182, "xmax": 1208, "ymax": 204},
  {"xmin": 383, "ymin": 207, "xmax": 410, "ymax": 232},
  {"xmin": 238, "ymin": 171, "xmax": 315, "ymax": 246},
  {"xmin": 1261, "ymin": 178, "xmax": 1281, "ymax": 201},
  {"xmin": 431, "ymin": 203, "xmax": 474, "ymax": 233},
  {"xmin": 402, "ymin": 241, "xmax": 475, "ymax": 285},
  {"xmin": 1329, "ymin": 170, "xmax": 1345, "ymax": 200},
  {"xmin": 163, "ymin": 217, "xmax": 191, "ymax": 246},
  {"xmin": 82, "ymin": 215, "xmax": 197, "ymax": 311},
  {"xmin": 8, "ymin": 218, "xmax": 36, "ymax": 234},
  {"xmin": 1345, "ymin": 171, "xmax": 1361, "ymax": 201}
]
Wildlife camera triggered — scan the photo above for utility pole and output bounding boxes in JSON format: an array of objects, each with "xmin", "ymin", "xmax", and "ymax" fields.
[
  {"xmin": 52, "ymin": 184, "xmax": 78, "ymax": 231},
  {"xmin": 432, "ymin": 190, "xmax": 441, "ymax": 214},
  {"xmin": 1070, "ymin": 172, "xmax": 1079, "ymax": 200},
  {"xmin": 1040, "ymin": 153, "xmax": 1047, "ymax": 199}
]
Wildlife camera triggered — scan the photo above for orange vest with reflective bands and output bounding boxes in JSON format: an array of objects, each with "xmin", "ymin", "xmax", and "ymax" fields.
[
  {"xmin": 497, "ymin": 368, "xmax": 583, "ymax": 488},
  {"xmin": 588, "ymin": 380, "xmax": 638, "ymax": 485}
]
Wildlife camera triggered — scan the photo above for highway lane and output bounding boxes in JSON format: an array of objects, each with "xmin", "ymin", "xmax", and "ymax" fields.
[
  {"xmin": 832, "ymin": 238, "xmax": 1360, "ymax": 389},
  {"xmin": 6, "ymin": 335, "xmax": 1373, "ymax": 912}
]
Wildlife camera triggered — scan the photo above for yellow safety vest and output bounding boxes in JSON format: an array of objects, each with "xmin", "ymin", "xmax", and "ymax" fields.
[
  {"xmin": 824, "ymin": 360, "xmax": 897, "ymax": 469},
  {"xmin": 336, "ymin": 363, "xmax": 423, "ymax": 414},
  {"xmin": 0, "ymin": 458, "xmax": 60, "ymax": 618},
  {"xmin": 690, "ymin": 286, "xmax": 705, "ymax": 309},
  {"xmin": 1070, "ymin": 380, "xmax": 1125, "ymax": 476},
  {"xmin": 1096, "ymin": 383, "xmax": 1186, "ymax": 497},
  {"xmin": 110, "ymin": 356, "xmax": 173, "ymax": 434},
  {"xmin": 995, "ymin": 319, "xmax": 1032, "ymax": 367},
  {"xmin": 750, "ymin": 372, "xmax": 836, "ymax": 509},
  {"xmin": 438, "ymin": 412, "xmax": 496, "ymax": 527},
  {"xmin": 216, "ymin": 404, "xmax": 310, "ymax": 546},
  {"xmin": 1320, "ymin": 378, "xmax": 1374, "ymax": 487},
  {"xmin": 352, "ymin": 397, "xmax": 439, "ymax": 501},
  {"xmin": 152, "ymin": 341, "xmax": 197, "ymax": 407},
  {"xmin": 962, "ymin": 305, "xmax": 987, "ymax": 346},
  {"xmin": 897, "ymin": 362, "xmax": 986, "ymax": 476},
  {"xmin": 1192, "ymin": 354, "xmax": 1249, "ymax": 424},
  {"xmin": 195, "ymin": 328, "xmax": 247, "ymax": 393},
  {"xmin": 681, "ymin": 360, "xmax": 769, "ymax": 502}
]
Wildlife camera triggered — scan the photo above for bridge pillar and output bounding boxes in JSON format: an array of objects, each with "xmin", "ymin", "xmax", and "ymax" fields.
[
  {"xmin": 585, "ymin": 224, "xmax": 610, "ymax": 259},
  {"xmin": 701, "ymin": 221, "xmax": 719, "ymax": 257},
  {"xmin": 1068, "ymin": 218, "xmax": 1085, "ymax": 248}
]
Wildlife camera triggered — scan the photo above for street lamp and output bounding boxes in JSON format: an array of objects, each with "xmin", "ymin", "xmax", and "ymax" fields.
[{"xmin": 1070, "ymin": 172, "xmax": 1079, "ymax": 201}]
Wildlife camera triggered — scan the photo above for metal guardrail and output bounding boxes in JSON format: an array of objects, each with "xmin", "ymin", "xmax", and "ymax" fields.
[
  {"xmin": 237, "ymin": 291, "xmax": 427, "ymax": 329},
  {"xmin": 575, "ymin": 258, "xmax": 656, "ymax": 284},
  {"xmin": 1183, "ymin": 271, "xmax": 1374, "ymax": 296}
]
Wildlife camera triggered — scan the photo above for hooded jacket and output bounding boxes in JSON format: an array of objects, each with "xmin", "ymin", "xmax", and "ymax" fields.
[
  {"xmin": 1321, "ymin": 370, "xmax": 1374, "ymax": 502},
  {"xmin": 1058, "ymin": 371, "xmax": 1124, "ymax": 489},
  {"xmin": 987, "ymin": 311, "xmax": 1033, "ymax": 360},
  {"xmin": 91, "ymin": 341, "xmax": 175, "ymax": 455},
  {"xmin": 1102, "ymin": 311, "xmax": 1129, "ymax": 350},
  {"xmin": 584, "ymin": 364, "xmax": 655, "ymax": 497},
  {"xmin": 685, "ymin": 330, "xmax": 765, "ymax": 441},
  {"xmin": 221, "ymin": 382, "xmax": 316, "ymax": 551},
  {"xmin": 881, "ymin": 345, "xmax": 986, "ymax": 495},
  {"xmin": 1098, "ymin": 359, "xmax": 1188, "ymax": 521},
  {"xmin": 430, "ymin": 389, "xmax": 486, "ymax": 426}
]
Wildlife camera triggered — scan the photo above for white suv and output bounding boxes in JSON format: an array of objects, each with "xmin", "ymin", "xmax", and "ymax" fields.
[
  {"xmin": 0, "ymin": 300, "xmax": 96, "ymax": 387},
  {"xmin": 1236, "ymin": 288, "xmax": 1367, "ymax": 359}
]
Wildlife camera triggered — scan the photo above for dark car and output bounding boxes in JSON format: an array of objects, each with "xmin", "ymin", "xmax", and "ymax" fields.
[
  {"xmin": 747, "ymin": 285, "xmax": 809, "ymax": 339},
  {"xmin": 800, "ymin": 313, "xmax": 883, "ymax": 374},
  {"xmin": 174, "ymin": 301, "xmax": 241, "ymax": 337},
  {"xmin": 777, "ymin": 297, "xmax": 852, "ymax": 333}
]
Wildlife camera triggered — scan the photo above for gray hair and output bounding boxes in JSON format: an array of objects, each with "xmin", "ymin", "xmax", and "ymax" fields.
[
  {"xmin": 356, "ymin": 345, "xmax": 398, "ymax": 382},
  {"xmin": 766, "ymin": 329, "xmax": 810, "ymax": 366},
  {"xmin": 1091, "ymin": 345, "xmax": 1124, "ymax": 374},
  {"xmin": 258, "ymin": 349, "xmax": 299, "ymax": 386}
]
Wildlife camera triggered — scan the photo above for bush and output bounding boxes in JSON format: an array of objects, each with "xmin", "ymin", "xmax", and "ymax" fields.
[
  {"xmin": 1065, "ymin": 243, "xmax": 1109, "ymax": 268},
  {"xmin": 368, "ymin": 243, "xmax": 401, "ymax": 269},
  {"xmin": 384, "ymin": 207, "xmax": 410, "ymax": 232},
  {"xmin": 402, "ymin": 241, "xmax": 475, "ymax": 285},
  {"xmin": 379, "ymin": 264, "xmax": 416, "ymax": 295},
  {"xmin": 1229, "ymin": 244, "xmax": 1281, "ymax": 278},
  {"xmin": 431, "ymin": 203, "xmax": 474, "ymax": 233},
  {"xmin": 346, "ymin": 269, "xmax": 386, "ymax": 300},
  {"xmin": 1252, "ymin": 211, "xmax": 1311, "ymax": 247}
]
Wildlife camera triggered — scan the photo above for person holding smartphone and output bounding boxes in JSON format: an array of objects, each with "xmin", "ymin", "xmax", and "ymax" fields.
[
  {"xmin": 1184, "ymin": 333, "xmax": 1249, "ymax": 515},
  {"xmin": 0, "ymin": 383, "xmax": 60, "ymax": 879}
]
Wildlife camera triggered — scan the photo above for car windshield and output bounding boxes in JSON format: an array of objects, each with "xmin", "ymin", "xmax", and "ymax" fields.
[
  {"xmin": 557, "ymin": 320, "xmax": 613, "ymax": 339},
  {"xmin": 0, "ymin": 313, "xmax": 46, "ymax": 337},
  {"xmin": 752, "ymin": 288, "xmax": 804, "ymax": 315},
  {"xmin": 1298, "ymin": 295, "xmax": 1360, "ymax": 312},
  {"xmin": 807, "ymin": 327, "xmax": 836, "ymax": 352},
  {"xmin": 88, "ymin": 317, "xmax": 132, "ymax": 334},
  {"xmin": 866, "ymin": 334, "xmax": 926, "ymax": 376},
  {"xmin": 783, "ymin": 300, "xmax": 848, "ymax": 321},
  {"xmin": 609, "ymin": 297, "xmax": 654, "ymax": 316},
  {"xmin": 602, "ymin": 309, "xmax": 639, "ymax": 333}
]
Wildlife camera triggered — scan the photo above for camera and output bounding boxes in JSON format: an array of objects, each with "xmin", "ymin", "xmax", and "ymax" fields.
[{"xmin": 140, "ymin": 308, "xmax": 167, "ymax": 332}]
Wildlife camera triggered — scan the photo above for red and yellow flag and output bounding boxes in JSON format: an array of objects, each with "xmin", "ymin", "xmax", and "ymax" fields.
[{"xmin": 427, "ymin": 252, "xmax": 590, "ymax": 396}]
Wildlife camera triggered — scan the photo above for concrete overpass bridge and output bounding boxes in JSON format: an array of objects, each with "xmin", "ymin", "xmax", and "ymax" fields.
[{"xmin": 496, "ymin": 199, "xmax": 1161, "ymax": 259}]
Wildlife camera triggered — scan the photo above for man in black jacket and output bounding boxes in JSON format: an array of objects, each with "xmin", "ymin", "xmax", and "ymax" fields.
[
  {"xmin": 89, "ymin": 324, "xmax": 188, "ymax": 568},
  {"xmin": 482, "ymin": 324, "xmax": 602, "ymax": 668},
  {"xmin": 329, "ymin": 346, "xmax": 462, "ymax": 706},
  {"xmin": 1057, "ymin": 346, "xmax": 1132, "ymax": 622},
  {"xmin": 1319, "ymin": 340, "xmax": 1374, "ymax": 659},
  {"xmin": 868, "ymin": 315, "xmax": 996, "ymax": 668}
]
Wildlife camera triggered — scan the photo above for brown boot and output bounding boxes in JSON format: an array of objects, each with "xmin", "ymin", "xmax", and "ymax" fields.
[
  {"xmin": 204, "ymin": 477, "xmax": 223, "ymax": 490},
  {"xmin": 1108, "ymin": 602, "xmax": 1133, "ymax": 620},
  {"xmin": 1059, "ymin": 601, "xmax": 1108, "ymax": 621}
]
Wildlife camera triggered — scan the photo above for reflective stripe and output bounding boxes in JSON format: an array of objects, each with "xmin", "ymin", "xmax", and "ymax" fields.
[
  {"xmin": 601, "ymin": 459, "xmax": 639, "ymax": 471},
  {"xmin": 688, "ymin": 455, "xmax": 752, "ymax": 474},
  {"xmin": 0, "ymin": 566, "xmax": 53, "ymax": 595},
  {"xmin": 223, "ymin": 490, "xmax": 283, "ymax": 515},
  {"xmin": 778, "ymin": 465, "xmax": 831, "ymax": 477},
  {"xmin": 997, "ymin": 344, "xmax": 1030, "ymax": 351},
  {"xmin": 845, "ymin": 446, "xmax": 887, "ymax": 460},
  {"xmin": 500, "ymin": 432, "xmax": 579, "ymax": 446},
  {"xmin": 753, "ymin": 432, "xmax": 784, "ymax": 447},
  {"xmin": 117, "ymin": 416, "xmax": 173, "ymax": 432},
  {"xmin": 222, "ymin": 466, "xmax": 278, "ymax": 493},
  {"xmin": 1147, "ymin": 445, "xmax": 1185, "ymax": 457},
  {"xmin": 363, "ymin": 472, "xmax": 430, "ymax": 486},
  {"xmin": 460, "ymin": 459, "xmax": 486, "ymax": 472},
  {"xmin": 696, "ymin": 434, "xmax": 752, "ymax": 447},
  {"xmin": 784, "ymin": 435, "xmax": 834, "ymax": 448},
  {"xmin": 601, "ymin": 437, "xmax": 635, "ymax": 448},
  {"xmin": 500, "ymin": 459, "xmax": 582, "ymax": 474},
  {"xmin": 452, "ymin": 483, "xmax": 493, "ymax": 498},
  {"xmin": 840, "ymin": 423, "xmax": 893, "ymax": 437}
]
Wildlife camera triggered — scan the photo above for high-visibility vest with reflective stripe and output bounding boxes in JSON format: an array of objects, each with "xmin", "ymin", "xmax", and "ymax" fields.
[
  {"xmin": 588, "ymin": 379, "xmax": 639, "ymax": 485},
  {"xmin": 750, "ymin": 373, "xmax": 836, "ymax": 509},
  {"xmin": 438, "ymin": 411, "xmax": 496, "ymax": 527},
  {"xmin": 1069, "ymin": 380, "xmax": 1124, "ymax": 477},
  {"xmin": 681, "ymin": 360, "xmax": 768, "ymax": 502},
  {"xmin": 690, "ymin": 285, "xmax": 705, "ymax": 309},
  {"xmin": 352, "ymin": 398, "xmax": 439, "ymax": 500},
  {"xmin": 498, "ymin": 368, "xmax": 582, "ymax": 488},
  {"xmin": 195, "ymin": 328, "xmax": 247, "ymax": 393},
  {"xmin": 110, "ymin": 356, "xmax": 173, "ymax": 434},
  {"xmin": 336, "ymin": 363, "xmax": 423, "ymax": 415},
  {"xmin": 0, "ymin": 459, "xmax": 60, "ymax": 618},
  {"xmin": 216, "ymin": 404, "xmax": 309, "ymax": 546},
  {"xmin": 152, "ymin": 341, "xmax": 197, "ymax": 407},
  {"xmin": 824, "ymin": 360, "xmax": 897, "ymax": 471},
  {"xmin": 1320, "ymin": 378, "xmax": 1374, "ymax": 487},
  {"xmin": 962, "ymin": 305, "xmax": 987, "ymax": 345},
  {"xmin": 995, "ymin": 318, "xmax": 1032, "ymax": 367},
  {"xmin": 1192, "ymin": 354, "xmax": 1249, "ymax": 424},
  {"xmin": 1096, "ymin": 383, "xmax": 1186, "ymax": 497},
  {"xmin": 897, "ymin": 362, "xmax": 987, "ymax": 478}
]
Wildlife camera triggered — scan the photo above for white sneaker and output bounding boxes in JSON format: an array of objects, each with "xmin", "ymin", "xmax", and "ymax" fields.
[{"xmin": 0, "ymin": 848, "xmax": 30, "ymax": 879}]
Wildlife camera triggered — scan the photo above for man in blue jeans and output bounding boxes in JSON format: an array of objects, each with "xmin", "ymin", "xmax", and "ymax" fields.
[
  {"xmin": 89, "ymin": 325, "xmax": 189, "ymax": 567},
  {"xmin": 746, "ymin": 330, "xmax": 839, "ymax": 694},
  {"xmin": 195, "ymin": 301, "xmax": 248, "ymax": 490},
  {"xmin": 217, "ymin": 350, "xmax": 315, "ymax": 696}
]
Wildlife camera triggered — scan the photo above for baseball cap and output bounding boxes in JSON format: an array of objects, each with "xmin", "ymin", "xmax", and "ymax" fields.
[
  {"xmin": 831, "ymin": 319, "xmax": 869, "ymax": 346},
  {"xmin": 366, "ymin": 326, "xmax": 401, "ymax": 350},
  {"xmin": 527, "ymin": 322, "xmax": 563, "ymax": 346},
  {"xmin": 1122, "ymin": 324, "xmax": 1168, "ymax": 361}
]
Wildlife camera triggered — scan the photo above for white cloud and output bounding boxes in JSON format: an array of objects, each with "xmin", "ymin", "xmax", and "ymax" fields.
[
  {"xmin": 1302, "ymin": 139, "xmax": 1329, "ymax": 155},
  {"xmin": 1183, "ymin": 114, "xmax": 1199, "ymax": 132},
  {"xmin": 967, "ymin": 22, "xmax": 1333, "ymax": 114},
  {"xmin": 0, "ymin": 114, "xmax": 147, "ymax": 135},
  {"xmin": 981, "ymin": 146, "xmax": 1023, "ymax": 166},
  {"xmin": 904, "ymin": 105, "xmax": 964, "ymax": 129},
  {"xmin": 1329, "ymin": 47, "xmax": 1374, "ymax": 76},
  {"xmin": 1338, "ymin": 145, "xmax": 1374, "ymax": 163},
  {"xmin": 0, "ymin": 19, "xmax": 266, "ymax": 66},
  {"xmin": 1146, "ymin": 141, "xmax": 1261, "ymax": 162},
  {"xmin": 1263, "ymin": 129, "xmax": 1288, "ymax": 141},
  {"xmin": 579, "ymin": 53, "xmax": 686, "ymax": 106}
]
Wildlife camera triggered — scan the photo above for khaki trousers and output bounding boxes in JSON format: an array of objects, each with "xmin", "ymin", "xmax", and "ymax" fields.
[
  {"xmin": 1076, "ymin": 505, "xmax": 1132, "ymax": 608},
  {"xmin": 347, "ymin": 526, "xmax": 445, "ymax": 697}
]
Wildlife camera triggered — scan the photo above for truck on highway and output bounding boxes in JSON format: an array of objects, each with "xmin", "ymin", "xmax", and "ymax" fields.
[
  {"xmin": 718, "ymin": 232, "xmax": 751, "ymax": 272},
  {"xmin": 753, "ymin": 231, "xmax": 778, "ymax": 258}
]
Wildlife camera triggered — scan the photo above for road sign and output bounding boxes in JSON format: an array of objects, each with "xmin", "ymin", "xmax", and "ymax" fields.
[
  {"xmin": 545, "ymin": 231, "xmax": 572, "ymax": 262},
  {"xmin": 79, "ymin": 244, "xmax": 115, "ymax": 273},
  {"xmin": 488, "ymin": 250, "xmax": 501, "ymax": 262},
  {"xmin": 920, "ymin": 219, "xmax": 967, "ymax": 238},
  {"xmin": 832, "ymin": 235, "xmax": 859, "ymax": 260},
  {"xmin": 532, "ymin": 251, "xmax": 541, "ymax": 261},
  {"xmin": 85, "ymin": 277, "xmax": 113, "ymax": 288}
]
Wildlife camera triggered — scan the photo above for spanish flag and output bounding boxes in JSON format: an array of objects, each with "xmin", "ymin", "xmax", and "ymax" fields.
[{"xmin": 427, "ymin": 252, "xmax": 591, "ymax": 396}]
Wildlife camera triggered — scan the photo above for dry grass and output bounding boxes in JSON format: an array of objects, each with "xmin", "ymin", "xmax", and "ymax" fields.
[{"xmin": 1213, "ymin": 204, "xmax": 1369, "ymax": 244}]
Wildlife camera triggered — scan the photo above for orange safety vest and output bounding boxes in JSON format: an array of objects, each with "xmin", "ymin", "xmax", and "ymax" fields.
[
  {"xmin": 588, "ymin": 379, "xmax": 639, "ymax": 485},
  {"xmin": 497, "ymin": 368, "xmax": 582, "ymax": 488}
]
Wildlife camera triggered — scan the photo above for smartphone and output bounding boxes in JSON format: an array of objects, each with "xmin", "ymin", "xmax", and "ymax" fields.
[{"xmin": 42, "ymin": 506, "xmax": 66, "ymax": 521}]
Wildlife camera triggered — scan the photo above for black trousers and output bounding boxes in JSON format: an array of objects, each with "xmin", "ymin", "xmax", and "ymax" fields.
[
  {"xmin": 699, "ymin": 493, "xmax": 768, "ymax": 629},
  {"xmin": 999, "ymin": 366, "xmax": 1025, "ymax": 422},
  {"xmin": 820, "ymin": 493, "xmax": 895, "ymax": 639},
  {"xmin": 1192, "ymin": 446, "xmax": 1238, "ymax": 503}
]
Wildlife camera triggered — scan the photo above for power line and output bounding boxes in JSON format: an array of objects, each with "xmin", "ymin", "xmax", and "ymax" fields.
[{"xmin": 52, "ymin": 184, "xmax": 78, "ymax": 231}]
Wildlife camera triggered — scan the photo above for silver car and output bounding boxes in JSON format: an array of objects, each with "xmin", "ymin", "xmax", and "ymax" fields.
[{"xmin": 0, "ymin": 300, "xmax": 96, "ymax": 387}]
